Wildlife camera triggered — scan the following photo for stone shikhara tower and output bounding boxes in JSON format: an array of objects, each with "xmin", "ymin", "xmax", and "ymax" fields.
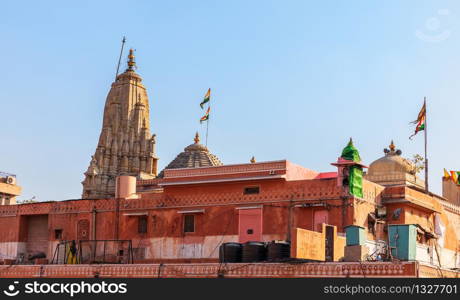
[{"xmin": 82, "ymin": 49, "xmax": 159, "ymax": 199}]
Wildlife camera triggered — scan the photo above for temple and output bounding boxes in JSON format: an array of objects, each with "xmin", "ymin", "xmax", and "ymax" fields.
[
  {"xmin": 82, "ymin": 49, "xmax": 159, "ymax": 199},
  {"xmin": 0, "ymin": 50, "xmax": 459, "ymax": 278}
]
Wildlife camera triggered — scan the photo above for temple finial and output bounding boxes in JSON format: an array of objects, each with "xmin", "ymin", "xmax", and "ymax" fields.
[
  {"xmin": 250, "ymin": 156, "xmax": 256, "ymax": 163},
  {"xmin": 389, "ymin": 140, "xmax": 395, "ymax": 152},
  {"xmin": 194, "ymin": 132, "xmax": 200, "ymax": 144},
  {"xmin": 384, "ymin": 140, "xmax": 402, "ymax": 155},
  {"xmin": 127, "ymin": 48, "xmax": 136, "ymax": 71}
]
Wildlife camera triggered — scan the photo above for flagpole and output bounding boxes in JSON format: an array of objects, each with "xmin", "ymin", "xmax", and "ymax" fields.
[
  {"xmin": 115, "ymin": 36, "xmax": 126, "ymax": 80},
  {"xmin": 424, "ymin": 97, "xmax": 428, "ymax": 192},
  {"xmin": 206, "ymin": 105, "xmax": 210, "ymax": 147}
]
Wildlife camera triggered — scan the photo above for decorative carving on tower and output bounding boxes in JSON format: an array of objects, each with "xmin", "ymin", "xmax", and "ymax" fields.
[{"xmin": 82, "ymin": 49, "xmax": 159, "ymax": 199}]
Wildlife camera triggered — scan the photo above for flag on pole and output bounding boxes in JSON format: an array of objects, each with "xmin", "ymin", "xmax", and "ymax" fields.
[
  {"xmin": 200, "ymin": 106, "xmax": 210, "ymax": 123},
  {"xmin": 200, "ymin": 88, "xmax": 211, "ymax": 109},
  {"xmin": 450, "ymin": 171, "xmax": 458, "ymax": 184},
  {"xmin": 443, "ymin": 168, "xmax": 451, "ymax": 179},
  {"xmin": 409, "ymin": 101, "xmax": 426, "ymax": 139}
]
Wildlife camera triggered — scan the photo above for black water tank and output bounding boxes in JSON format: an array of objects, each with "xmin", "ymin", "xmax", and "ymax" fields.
[
  {"xmin": 267, "ymin": 241, "xmax": 290, "ymax": 261},
  {"xmin": 219, "ymin": 242, "xmax": 242, "ymax": 263},
  {"xmin": 242, "ymin": 242, "xmax": 266, "ymax": 262}
]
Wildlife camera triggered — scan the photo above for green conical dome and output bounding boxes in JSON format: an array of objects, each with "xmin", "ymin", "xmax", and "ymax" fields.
[{"xmin": 341, "ymin": 138, "xmax": 361, "ymax": 162}]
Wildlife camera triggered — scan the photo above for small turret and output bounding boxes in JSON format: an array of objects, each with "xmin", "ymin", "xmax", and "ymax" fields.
[{"xmin": 331, "ymin": 138, "xmax": 367, "ymax": 198}]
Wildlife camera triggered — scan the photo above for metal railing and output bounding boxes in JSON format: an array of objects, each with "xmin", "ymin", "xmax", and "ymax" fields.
[
  {"xmin": 79, "ymin": 240, "xmax": 133, "ymax": 264},
  {"xmin": 51, "ymin": 240, "xmax": 134, "ymax": 264}
]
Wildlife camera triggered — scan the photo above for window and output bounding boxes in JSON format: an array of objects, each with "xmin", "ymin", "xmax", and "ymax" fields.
[
  {"xmin": 184, "ymin": 215, "xmax": 195, "ymax": 233},
  {"xmin": 138, "ymin": 216, "xmax": 147, "ymax": 234},
  {"xmin": 244, "ymin": 186, "xmax": 260, "ymax": 195},
  {"xmin": 55, "ymin": 229, "xmax": 63, "ymax": 240}
]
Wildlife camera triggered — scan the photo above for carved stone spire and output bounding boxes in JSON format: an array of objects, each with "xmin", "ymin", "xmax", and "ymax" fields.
[{"xmin": 82, "ymin": 49, "xmax": 159, "ymax": 199}]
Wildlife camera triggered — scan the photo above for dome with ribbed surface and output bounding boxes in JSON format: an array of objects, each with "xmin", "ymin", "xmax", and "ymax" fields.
[
  {"xmin": 365, "ymin": 141, "xmax": 425, "ymax": 188},
  {"xmin": 158, "ymin": 132, "xmax": 223, "ymax": 177}
]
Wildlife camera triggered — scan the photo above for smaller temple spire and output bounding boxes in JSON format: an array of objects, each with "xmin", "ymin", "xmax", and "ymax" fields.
[
  {"xmin": 250, "ymin": 156, "xmax": 256, "ymax": 163},
  {"xmin": 194, "ymin": 132, "xmax": 200, "ymax": 144},
  {"xmin": 341, "ymin": 137, "xmax": 361, "ymax": 162},
  {"xmin": 127, "ymin": 49, "xmax": 136, "ymax": 71}
]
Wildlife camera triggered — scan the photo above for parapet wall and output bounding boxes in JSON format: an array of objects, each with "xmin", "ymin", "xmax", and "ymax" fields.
[{"xmin": 0, "ymin": 262, "xmax": 420, "ymax": 278}]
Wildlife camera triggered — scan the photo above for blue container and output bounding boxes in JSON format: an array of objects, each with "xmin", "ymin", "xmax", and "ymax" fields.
[
  {"xmin": 388, "ymin": 224, "xmax": 417, "ymax": 261},
  {"xmin": 344, "ymin": 225, "xmax": 365, "ymax": 246}
]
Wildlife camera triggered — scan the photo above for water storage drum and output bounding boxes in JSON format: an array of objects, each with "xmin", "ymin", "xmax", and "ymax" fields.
[
  {"xmin": 219, "ymin": 242, "xmax": 242, "ymax": 263},
  {"xmin": 267, "ymin": 241, "xmax": 290, "ymax": 262},
  {"xmin": 242, "ymin": 242, "xmax": 267, "ymax": 262}
]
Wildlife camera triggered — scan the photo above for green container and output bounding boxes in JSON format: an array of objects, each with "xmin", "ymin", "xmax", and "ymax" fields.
[
  {"xmin": 344, "ymin": 225, "xmax": 366, "ymax": 246},
  {"xmin": 388, "ymin": 224, "xmax": 417, "ymax": 261}
]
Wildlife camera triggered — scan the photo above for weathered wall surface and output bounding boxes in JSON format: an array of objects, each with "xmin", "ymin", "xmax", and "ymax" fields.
[
  {"xmin": 291, "ymin": 225, "xmax": 345, "ymax": 262},
  {"xmin": 292, "ymin": 228, "xmax": 325, "ymax": 261}
]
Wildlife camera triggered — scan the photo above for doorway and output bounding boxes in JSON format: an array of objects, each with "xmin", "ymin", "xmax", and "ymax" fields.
[
  {"xmin": 325, "ymin": 225, "xmax": 335, "ymax": 262},
  {"xmin": 238, "ymin": 208, "xmax": 262, "ymax": 243},
  {"xmin": 26, "ymin": 215, "xmax": 49, "ymax": 258},
  {"xmin": 313, "ymin": 210, "xmax": 328, "ymax": 232}
]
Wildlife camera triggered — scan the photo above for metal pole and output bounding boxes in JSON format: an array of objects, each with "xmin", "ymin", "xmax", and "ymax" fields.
[
  {"xmin": 424, "ymin": 97, "xmax": 428, "ymax": 192},
  {"xmin": 115, "ymin": 36, "xmax": 126, "ymax": 80},
  {"xmin": 205, "ymin": 109, "xmax": 210, "ymax": 147},
  {"xmin": 92, "ymin": 205, "xmax": 96, "ymax": 240},
  {"xmin": 115, "ymin": 197, "xmax": 120, "ymax": 240},
  {"xmin": 286, "ymin": 196, "xmax": 293, "ymax": 242}
]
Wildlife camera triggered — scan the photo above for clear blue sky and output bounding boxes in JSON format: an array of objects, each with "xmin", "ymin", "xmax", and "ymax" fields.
[{"xmin": 1, "ymin": 0, "xmax": 459, "ymax": 201}]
